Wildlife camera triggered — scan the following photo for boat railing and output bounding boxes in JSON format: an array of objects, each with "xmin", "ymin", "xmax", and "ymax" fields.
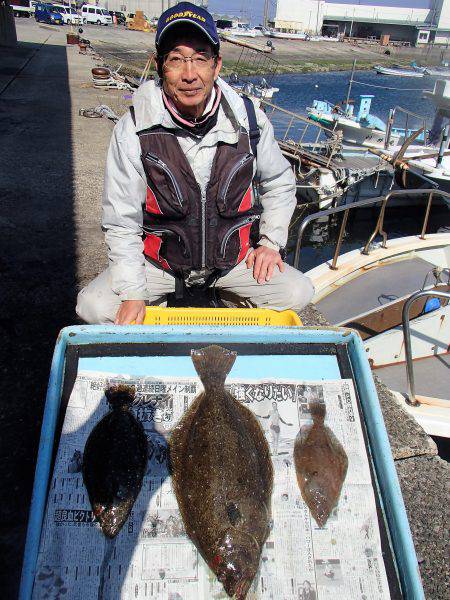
[
  {"xmin": 261, "ymin": 98, "xmax": 337, "ymax": 158},
  {"xmin": 293, "ymin": 188, "xmax": 450, "ymax": 270},
  {"xmin": 385, "ymin": 105, "xmax": 429, "ymax": 149},
  {"xmin": 402, "ymin": 289, "xmax": 450, "ymax": 406}
]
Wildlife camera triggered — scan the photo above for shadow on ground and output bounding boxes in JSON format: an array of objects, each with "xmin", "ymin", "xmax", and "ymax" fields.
[{"xmin": 0, "ymin": 40, "xmax": 76, "ymax": 596}]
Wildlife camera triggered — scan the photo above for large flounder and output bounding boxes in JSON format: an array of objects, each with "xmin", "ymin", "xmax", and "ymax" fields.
[
  {"xmin": 82, "ymin": 385, "xmax": 148, "ymax": 538},
  {"xmin": 294, "ymin": 402, "xmax": 348, "ymax": 527},
  {"xmin": 170, "ymin": 345, "xmax": 273, "ymax": 599}
]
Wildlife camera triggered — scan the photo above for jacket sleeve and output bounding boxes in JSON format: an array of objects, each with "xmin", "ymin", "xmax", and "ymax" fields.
[
  {"xmin": 102, "ymin": 113, "xmax": 148, "ymax": 300},
  {"xmin": 254, "ymin": 106, "xmax": 297, "ymax": 251}
]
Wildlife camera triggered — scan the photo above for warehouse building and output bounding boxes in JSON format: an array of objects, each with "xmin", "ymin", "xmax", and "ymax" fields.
[{"xmin": 274, "ymin": 0, "xmax": 450, "ymax": 45}]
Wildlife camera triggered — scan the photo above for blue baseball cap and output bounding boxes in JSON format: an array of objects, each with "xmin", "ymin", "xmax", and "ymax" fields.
[{"xmin": 155, "ymin": 2, "xmax": 220, "ymax": 53}]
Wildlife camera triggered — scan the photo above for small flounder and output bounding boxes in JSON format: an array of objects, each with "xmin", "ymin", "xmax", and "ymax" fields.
[
  {"xmin": 294, "ymin": 402, "xmax": 348, "ymax": 527},
  {"xmin": 82, "ymin": 385, "xmax": 148, "ymax": 538}
]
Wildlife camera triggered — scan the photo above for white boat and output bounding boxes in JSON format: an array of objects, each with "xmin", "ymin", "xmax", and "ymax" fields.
[
  {"xmin": 374, "ymin": 64, "xmax": 424, "ymax": 78},
  {"xmin": 268, "ymin": 30, "xmax": 307, "ymax": 40},
  {"xmin": 218, "ymin": 24, "xmax": 259, "ymax": 37},
  {"xmin": 229, "ymin": 75, "xmax": 279, "ymax": 99},
  {"xmin": 254, "ymin": 26, "xmax": 270, "ymax": 37},
  {"xmin": 294, "ymin": 190, "xmax": 450, "ymax": 436},
  {"xmin": 307, "ymin": 95, "xmax": 400, "ymax": 149},
  {"xmin": 377, "ymin": 79, "xmax": 450, "ymax": 197},
  {"xmin": 425, "ymin": 66, "xmax": 450, "ymax": 78}
]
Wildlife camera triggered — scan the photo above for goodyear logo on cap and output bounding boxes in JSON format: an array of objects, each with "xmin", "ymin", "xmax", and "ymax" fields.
[{"xmin": 166, "ymin": 10, "xmax": 206, "ymax": 24}]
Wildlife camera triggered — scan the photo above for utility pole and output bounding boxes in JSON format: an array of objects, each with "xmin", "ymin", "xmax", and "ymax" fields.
[{"xmin": 263, "ymin": 0, "xmax": 269, "ymax": 28}]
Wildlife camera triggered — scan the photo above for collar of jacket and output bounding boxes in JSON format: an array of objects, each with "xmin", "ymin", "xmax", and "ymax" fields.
[{"xmin": 132, "ymin": 77, "xmax": 249, "ymax": 145}]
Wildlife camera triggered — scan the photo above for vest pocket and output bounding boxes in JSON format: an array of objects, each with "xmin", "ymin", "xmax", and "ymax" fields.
[
  {"xmin": 144, "ymin": 153, "xmax": 188, "ymax": 218},
  {"xmin": 216, "ymin": 154, "xmax": 254, "ymax": 216},
  {"xmin": 218, "ymin": 215, "xmax": 260, "ymax": 265},
  {"xmin": 143, "ymin": 226, "xmax": 192, "ymax": 271}
]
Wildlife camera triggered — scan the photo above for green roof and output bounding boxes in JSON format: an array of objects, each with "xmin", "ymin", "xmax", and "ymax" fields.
[{"xmin": 323, "ymin": 15, "xmax": 428, "ymax": 28}]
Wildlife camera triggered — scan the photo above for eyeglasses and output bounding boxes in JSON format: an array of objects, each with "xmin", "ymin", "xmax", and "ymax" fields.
[{"xmin": 163, "ymin": 51, "xmax": 215, "ymax": 72}]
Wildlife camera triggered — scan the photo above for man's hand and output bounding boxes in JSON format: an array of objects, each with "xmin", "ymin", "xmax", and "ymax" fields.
[
  {"xmin": 246, "ymin": 246, "xmax": 285, "ymax": 284},
  {"xmin": 114, "ymin": 300, "xmax": 146, "ymax": 325}
]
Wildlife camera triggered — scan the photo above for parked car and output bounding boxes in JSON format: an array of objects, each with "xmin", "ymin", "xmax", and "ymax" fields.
[
  {"xmin": 53, "ymin": 4, "xmax": 81, "ymax": 24},
  {"xmin": 10, "ymin": 0, "xmax": 34, "ymax": 17},
  {"xmin": 80, "ymin": 4, "xmax": 112, "ymax": 25},
  {"xmin": 109, "ymin": 10, "xmax": 126, "ymax": 25},
  {"xmin": 34, "ymin": 3, "xmax": 64, "ymax": 24}
]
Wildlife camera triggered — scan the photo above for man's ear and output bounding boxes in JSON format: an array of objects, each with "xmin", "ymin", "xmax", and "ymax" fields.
[{"xmin": 214, "ymin": 55, "xmax": 223, "ymax": 79}]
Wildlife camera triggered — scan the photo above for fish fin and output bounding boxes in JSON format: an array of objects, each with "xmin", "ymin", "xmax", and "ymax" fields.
[
  {"xmin": 191, "ymin": 345, "xmax": 236, "ymax": 388},
  {"xmin": 105, "ymin": 384, "xmax": 135, "ymax": 409},
  {"xmin": 309, "ymin": 401, "xmax": 326, "ymax": 424}
]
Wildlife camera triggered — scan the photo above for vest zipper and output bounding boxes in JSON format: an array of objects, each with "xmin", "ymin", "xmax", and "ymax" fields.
[
  {"xmin": 143, "ymin": 227, "xmax": 177, "ymax": 236},
  {"xmin": 201, "ymin": 190, "xmax": 206, "ymax": 268},
  {"xmin": 145, "ymin": 153, "xmax": 184, "ymax": 209},
  {"xmin": 143, "ymin": 227, "xmax": 188, "ymax": 257},
  {"xmin": 219, "ymin": 154, "xmax": 253, "ymax": 206},
  {"xmin": 220, "ymin": 215, "xmax": 260, "ymax": 257}
]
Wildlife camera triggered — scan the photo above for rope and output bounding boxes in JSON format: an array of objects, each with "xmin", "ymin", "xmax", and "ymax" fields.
[{"xmin": 351, "ymin": 78, "xmax": 432, "ymax": 92}]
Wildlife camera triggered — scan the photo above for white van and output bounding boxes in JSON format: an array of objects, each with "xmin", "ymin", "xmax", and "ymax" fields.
[
  {"xmin": 53, "ymin": 4, "xmax": 81, "ymax": 24},
  {"xmin": 81, "ymin": 4, "xmax": 112, "ymax": 25}
]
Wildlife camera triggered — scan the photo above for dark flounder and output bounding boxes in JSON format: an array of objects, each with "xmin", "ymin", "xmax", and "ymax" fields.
[
  {"xmin": 294, "ymin": 402, "xmax": 348, "ymax": 527},
  {"xmin": 170, "ymin": 345, "xmax": 273, "ymax": 599},
  {"xmin": 82, "ymin": 385, "xmax": 148, "ymax": 538}
]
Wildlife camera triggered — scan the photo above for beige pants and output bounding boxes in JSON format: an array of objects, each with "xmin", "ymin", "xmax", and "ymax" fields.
[{"xmin": 76, "ymin": 259, "xmax": 314, "ymax": 324}]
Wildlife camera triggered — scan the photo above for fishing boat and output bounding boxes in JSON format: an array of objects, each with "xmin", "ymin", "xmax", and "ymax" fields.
[
  {"xmin": 307, "ymin": 95, "xmax": 401, "ymax": 149},
  {"xmin": 229, "ymin": 74, "xmax": 279, "ymax": 99},
  {"xmin": 259, "ymin": 97, "xmax": 390, "ymax": 209},
  {"xmin": 268, "ymin": 30, "xmax": 307, "ymax": 40},
  {"xmin": 374, "ymin": 64, "xmax": 424, "ymax": 78},
  {"xmin": 424, "ymin": 66, "xmax": 450, "ymax": 78},
  {"xmin": 218, "ymin": 23, "xmax": 259, "ymax": 37},
  {"xmin": 373, "ymin": 79, "xmax": 450, "ymax": 199},
  {"xmin": 294, "ymin": 189, "xmax": 450, "ymax": 436}
]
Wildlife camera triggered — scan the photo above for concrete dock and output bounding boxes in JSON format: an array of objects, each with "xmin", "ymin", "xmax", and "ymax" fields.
[{"xmin": 0, "ymin": 20, "xmax": 448, "ymax": 598}]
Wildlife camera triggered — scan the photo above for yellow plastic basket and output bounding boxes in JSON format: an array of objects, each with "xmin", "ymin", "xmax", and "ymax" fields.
[{"xmin": 143, "ymin": 307, "xmax": 302, "ymax": 326}]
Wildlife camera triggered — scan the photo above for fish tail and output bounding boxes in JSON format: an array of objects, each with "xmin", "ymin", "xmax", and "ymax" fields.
[
  {"xmin": 105, "ymin": 384, "xmax": 135, "ymax": 409},
  {"xmin": 310, "ymin": 401, "xmax": 326, "ymax": 423},
  {"xmin": 191, "ymin": 345, "xmax": 236, "ymax": 388}
]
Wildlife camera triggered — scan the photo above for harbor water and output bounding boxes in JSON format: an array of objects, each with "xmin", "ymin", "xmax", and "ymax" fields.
[
  {"xmin": 273, "ymin": 69, "xmax": 436, "ymax": 127},
  {"xmin": 258, "ymin": 70, "xmax": 450, "ymax": 272}
]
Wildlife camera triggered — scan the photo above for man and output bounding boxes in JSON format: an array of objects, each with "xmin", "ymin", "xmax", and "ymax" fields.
[{"xmin": 76, "ymin": 2, "xmax": 314, "ymax": 324}]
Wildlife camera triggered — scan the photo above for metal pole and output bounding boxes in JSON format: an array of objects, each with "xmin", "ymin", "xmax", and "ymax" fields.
[
  {"xmin": 402, "ymin": 290, "xmax": 450, "ymax": 406},
  {"xmin": 420, "ymin": 191, "xmax": 433, "ymax": 239},
  {"xmin": 263, "ymin": 0, "xmax": 269, "ymax": 28},
  {"xmin": 345, "ymin": 59, "xmax": 356, "ymax": 113},
  {"xmin": 330, "ymin": 209, "xmax": 350, "ymax": 270},
  {"xmin": 436, "ymin": 124, "xmax": 449, "ymax": 167},
  {"xmin": 384, "ymin": 108, "xmax": 394, "ymax": 150}
]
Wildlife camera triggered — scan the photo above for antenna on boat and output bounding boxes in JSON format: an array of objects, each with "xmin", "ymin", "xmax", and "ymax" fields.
[{"xmin": 344, "ymin": 59, "xmax": 357, "ymax": 114}]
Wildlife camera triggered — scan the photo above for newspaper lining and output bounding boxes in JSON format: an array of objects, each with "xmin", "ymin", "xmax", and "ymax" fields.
[{"xmin": 33, "ymin": 371, "xmax": 392, "ymax": 600}]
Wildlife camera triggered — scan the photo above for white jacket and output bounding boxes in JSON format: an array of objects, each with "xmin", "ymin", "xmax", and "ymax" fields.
[{"xmin": 102, "ymin": 76, "xmax": 296, "ymax": 300}]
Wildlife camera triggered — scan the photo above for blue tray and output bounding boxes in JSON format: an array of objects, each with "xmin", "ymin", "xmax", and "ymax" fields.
[{"xmin": 19, "ymin": 325, "xmax": 424, "ymax": 599}]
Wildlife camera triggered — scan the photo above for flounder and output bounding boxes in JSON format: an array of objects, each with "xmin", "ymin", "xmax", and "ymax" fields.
[
  {"xmin": 294, "ymin": 401, "xmax": 348, "ymax": 527},
  {"xmin": 169, "ymin": 345, "xmax": 273, "ymax": 599},
  {"xmin": 82, "ymin": 384, "xmax": 148, "ymax": 538}
]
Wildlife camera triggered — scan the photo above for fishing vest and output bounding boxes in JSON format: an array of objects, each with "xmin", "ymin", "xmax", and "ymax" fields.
[{"xmin": 135, "ymin": 123, "xmax": 262, "ymax": 277}]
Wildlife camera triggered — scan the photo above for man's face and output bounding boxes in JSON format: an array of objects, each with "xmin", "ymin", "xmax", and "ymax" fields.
[{"xmin": 160, "ymin": 34, "xmax": 222, "ymax": 118}]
